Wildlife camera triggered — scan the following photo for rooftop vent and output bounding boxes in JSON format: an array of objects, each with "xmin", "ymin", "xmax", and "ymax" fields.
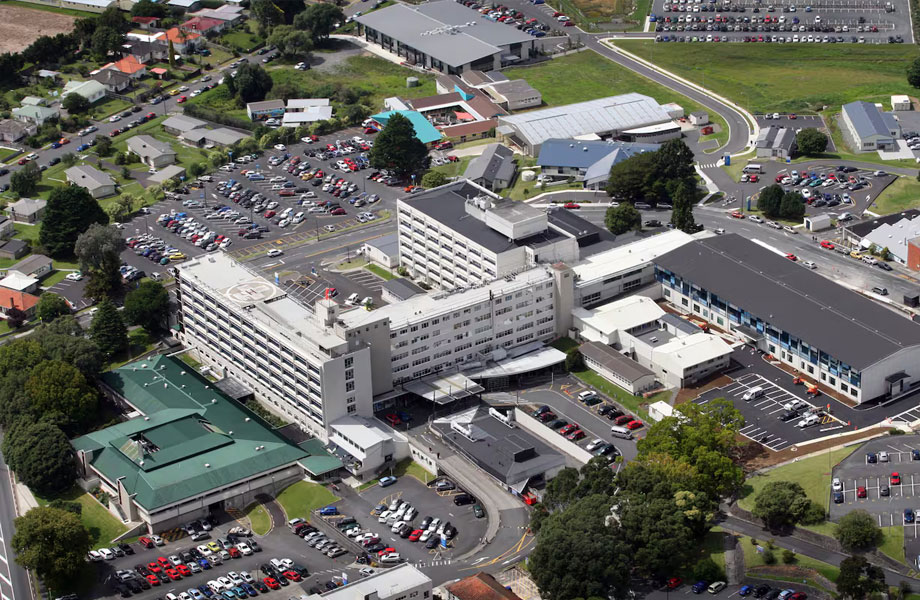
[
  {"xmin": 204, "ymin": 463, "xmax": 210, "ymax": 468},
  {"xmin": 244, "ymin": 417, "xmax": 250, "ymax": 422}
]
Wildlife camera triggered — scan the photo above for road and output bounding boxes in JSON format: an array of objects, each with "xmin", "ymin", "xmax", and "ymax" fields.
[{"xmin": 0, "ymin": 439, "xmax": 31, "ymax": 600}]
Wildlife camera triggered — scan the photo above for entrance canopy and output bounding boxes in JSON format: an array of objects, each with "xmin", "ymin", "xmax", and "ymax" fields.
[{"xmin": 404, "ymin": 372, "xmax": 484, "ymax": 405}]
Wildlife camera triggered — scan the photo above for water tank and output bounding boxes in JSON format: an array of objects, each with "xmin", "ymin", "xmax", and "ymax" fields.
[
  {"xmin": 406, "ymin": 76, "xmax": 419, "ymax": 88},
  {"xmin": 521, "ymin": 170, "xmax": 536, "ymax": 182}
]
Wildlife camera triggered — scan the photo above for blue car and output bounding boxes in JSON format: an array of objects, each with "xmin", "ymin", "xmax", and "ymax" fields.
[
  {"xmin": 396, "ymin": 411, "xmax": 412, "ymax": 423},
  {"xmin": 906, "ymin": 508, "xmax": 915, "ymax": 524},
  {"xmin": 77, "ymin": 143, "xmax": 89, "ymax": 152},
  {"xmin": 242, "ymin": 584, "xmax": 258, "ymax": 597},
  {"xmin": 379, "ymin": 476, "xmax": 397, "ymax": 488},
  {"xmin": 198, "ymin": 585, "xmax": 214, "ymax": 598},
  {"xmin": 232, "ymin": 587, "xmax": 247, "ymax": 599},
  {"xmin": 739, "ymin": 586, "xmax": 754, "ymax": 596},
  {"xmin": 319, "ymin": 505, "xmax": 338, "ymax": 516},
  {"xmin": 221, "ymin": 592, "xmax": 235, "ymax": 600},
  {"xmin": 198, "ymin": 558, "xmax": 211, "ymax": 570},
  {"xmin": 692, "ymin": 582, "xmax": 708, "ymax": 594}
]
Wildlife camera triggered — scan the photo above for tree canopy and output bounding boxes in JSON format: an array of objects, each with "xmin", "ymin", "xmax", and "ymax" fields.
[
  {"xmin": 267, "ymin": 25, "xmax": 313, "ymax": 61},
  {"xmin": 294, "ymin": 4, "xmax": 345, "ymax": 44},
  {"xmin": 10, "ymin": 162, "xmax": 41, "ymax": 197},
  {"xmin": 420, "ymin": 170, "xmax": 448, "ymax": 189},
  {"xmin": 2, "ymin": 422, "xmax": 75, "ymax": 496},
  {"xmin": 835, "ymin": 510, "xmax": 884, "ymax": 551},
  {"xmin": 12, "ymin": 507, "xmax": 92, "ymax": 593},
  {"xmin": 62, "ymin": 93, "xmax": 90, "ymax": 115},
  {"xmin": 605, "ymin": 202, "xmax": 642, "ymax": 235},
  {"xmin": 837, "ymin": 555, "xmax": 886, "ymax": 600},
  {"xmin": 908, "ymin": 57, "xmax": 920, "ymax": 89},
  {"xmin": 75, "ymin": 223, "xmax": 124, "ymax": 299},
  {"xmin": 751, "ymin": 481, "xmax": 822, "ymax": 530},
  {"xmin": 757, "ymin": 184, "xmax": 784, "ymax": 217},
  {"xmin": 90, "ymin": 298, "xmax": 128, "ymax": 358},
  {"xmin": 130, "ymin": 0, "xmax": 167, "ymax": 17},
  {"xmin": 796, "ymin": 128, "xmax": 828, "ymax": 156},
  {"xmin": 124, "ymin": 280, "xmax": 170, "ymax": 331},
  {"xmin": 39, "ymin": 186, "xmax": 108, "ymax": 258},
  {"xmin": 606, "ymin": 139, "xmax": 698, "ymax": 207},
  {"xmin": 25, "ymin": 359, "xmax": 98, "ymax": 435},
  {"xmin": 670, "ymin": 179, "xmax": 697, "ymax": 233},
  {"xmin": 369, "ymin": 113, "xmax": 428, "ymax": 177}
]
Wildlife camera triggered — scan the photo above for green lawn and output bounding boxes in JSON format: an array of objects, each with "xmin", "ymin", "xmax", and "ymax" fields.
[
  {"xmin": 244, "ymin": 502, "xmax": 272, "ymax": 535},
  {"xmin": 614, "ymin": 40, "xmax": 920, "ymax": 114},
  {"xmin": 430, "ymin": 155, "xmax": 472, "ymax": 179},
  {"xmin": 868, "ymin": 176, "xmax": 920, "ymax": 215},
  {"xmin": 738, "ymin": 446, "xmax": 856, "ymax": 512},
  {"xmin": 2, "ymin": 0, "xmax": 97, "ymax": 18},
  {"xmin": 551, "ymin": 337, "xmax": 581, "ymax": 353},
  {"xmin": 879, "ymin": 525, "xmax": 905, "ymax": 563},
  {"xmin": 40, "ymin": 270, "xmax": 69, "ymax": 288},
  {"xmin": 392, "ymin": 459, "xmax": 433, "ymax": 483},
  {"xmin": 220, "ymin": 21, "xmax": 264, "ymax": 53},
  {"xmin": 274, "ymin": 481, "xmax": 338, "ymax": 521},
  {"xmin": 90, "ymin": 96, "xmax": 133, "ymax": 121},
  {"xmin": 36, "ymin": 487, "xmax": 129, "ymax": 549},
  {"xmin": 571, "ymin": 367, "xmax": 668, "ymax": 420},
  {"xmin": 733, "ymin": 529, "xmax": 840, "ymax": 583},
  {"xmin": 0, "ymin": 147, "xmax": 22, "ymax": 164},
  {"xmin": 365, "ymin": 263, "xmax": 396, "ymax": 281},
  {"xmin": 504, "ymin": 52, "xmax": 730, "ymax": 149}
]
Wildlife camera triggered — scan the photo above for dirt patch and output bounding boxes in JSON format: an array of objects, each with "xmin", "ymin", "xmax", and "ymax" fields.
[{"xmin": 0, "ymin": 5, "xmax": 75, "ymax": 54}]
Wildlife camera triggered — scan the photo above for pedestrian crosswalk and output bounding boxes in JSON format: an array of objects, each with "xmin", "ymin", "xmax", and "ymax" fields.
[
  {"xmin": 698, "ymin": 161, "xmax": 721, "ymax": 169},
  {"xmin": 414, "ymin": 558, "xmax": 452, "ymax": 568}
]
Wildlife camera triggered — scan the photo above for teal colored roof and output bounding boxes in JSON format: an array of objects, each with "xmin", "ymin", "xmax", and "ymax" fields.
[
  {"xmin": 72, "ymin": 355, "xmax": 339, "ymax": 511},
  {"xmin": 298, "ymin": 439, "xmax": 343, "ymax": 476},
  {"xmin": 371, "ymin": 110, "xmax": 442, "ymax": 145}
]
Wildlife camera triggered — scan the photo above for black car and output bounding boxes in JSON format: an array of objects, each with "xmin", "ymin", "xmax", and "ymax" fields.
[
  {"xmin": 644, "ymin": 219, "xmax": 662, "ymax": 227},
  {"xmin": 290, "ymin": 563, "xmax": 309, "ymax": 577},
  {"xmin": 877, "ymin": 262, "xmax": 893, "ymax": 271},
  {"xmin": 366, "ymin": 543, "xmax": 385, "ymax": 553},
  {"xmin": 549, "ymin": 419, "xmax": 568, "ymax": 429},
  {"xmin": 532, "ymin": 405, "xmax": 551, "ymax": 417},
  {"xmin": 765, "ymin": 590, "xmax": 782, "ymax": 600},
  {"xmin": 325, "ymin": 582, "xmax": 338, "ymax": 591},
  {"xmin": 260, "ymin": 564, "xmax": 275, "ymax": 577},
  {"xmin": 309, "ymin": 588, "xmax": 322, "ymax": 595},
  {"xmin": 596, "ymin": 443, "xmax": 617, "ymax": 456},
  {"xmin": 605, "ymin": 409, "xmax": 624, "ymax": 420},
  {"xmin": 881, "ymin": 485, "xmax": 890, "ymax": 497},
  {"xmin": 425, "ymin": 536, "xmax": 439, "ymax": 549},
  {"xmin": 119, "ymin": 543, "xmax": 135, "ymax": 555},
  {"xmin": 399, "ymin": 526, "xmax": 413, "ymax": 539},
  {"xmin": 115, "ymin": 585, "xmax": 131, "ymax": 598},
  {"xmin": 125, "ymin": 580, "xmax": 142, "ymax": 594},
  {"xmin": 276, "ymin": 575, "xmax": 289, "ymax": 587},
  {"xmin": 254, "ymin": 582, "xmax": 269, "ymax": 594},
  {"xmin": 597, "ymin": 405, "xmax": 614, "ymax": 416},
  {"xmin": 135, "ymin": 564, "xmax": 149, "ymax": 576},
  {"xmin": 779, "ymin": 410, "xmax": 798, "ymax": 422},
  {"xmin": 753, "ymin": 585, "xmax": 772, "ymax": 598},
  {"xmin": 454, "ymin": 493, "xmax": 475, "ymax": 506},
  {"xmin": 833, "ymin": 491, "xmax": 844, "ymax": 504},
  {"xmin": 867, "ymin": 452, "xmax": 877, "ymax": 463}
]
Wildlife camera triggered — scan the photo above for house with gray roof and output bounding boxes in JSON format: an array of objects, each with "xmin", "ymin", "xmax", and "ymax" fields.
[
  {"xmin": 462, "ymin": 143, "xmax": 516, "ymax": 191},
  {"xmin": 0, "ymin": 119, "xmax": 34, "ymax": 143},
  {"xmin": 127, "ymin": 135, "xmax": 177, "ymax": 168},
  {"xmin": 162, "ymin": 114, "xmax": 207, "ymax": 136},
  {"xmin": 13, "ymin": 104, "xmax": 59, "ymax": 126},
  {"xmin": 181, "ymin": 127, "xmax": 249, "ymax": 148},
  {"xmin": 484, "ymin": 79, "xmax": 542, "ymax": 111},
  {"xmin": 66, "ymin": 165, "xmax": 116, "ymax": 199},
  {"xmin": 91, "ymin": 68, "xmax": 134, "ymax": 93},
  {"xmin": 755, "ymin": 125, "xmax": 797, "ymax": 159},
  {"xmin": 537, "ymin": 138, "xmax": 661, "ymax": 189},
  {"xmin": 355, "ymin": 1, "xmax": 535, "ymax": 74},
  {"xmin": 841, "ymin": 101, "xmax": 901, "ymax": 152},
  {"xmin": 148, "ymin": 164, "xmax": 186, "ymax": 185},
  {"xmin": 6, "ymin": 198, "xmax": 46, "ymax": 223}
]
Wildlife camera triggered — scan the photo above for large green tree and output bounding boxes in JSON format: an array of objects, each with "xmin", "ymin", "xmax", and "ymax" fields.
[
  {"xmin": 90, "ymin": 26, "xmax": 123, "ymax": 62},
  {"xmin": 780, "ymin": 191, "xmax": 806, "ymax": 221},
  {"xmin": 25, "ymin": 359, "xmax": 98, "ymax": 435},
  {"xmin": 234, "ymin": 62, "xmax": 274, "ymax": 104},
  {"xmin": 528, "ymin": 494, "xmax": 632, "ymax": 600},
  {"xmin": 836, "ymin": 555, "xmax": 886, "ymax": 600},
  {"xmin": 130, "ymin": 0, "xmax": 167, "ymax": 17},
  {"xmin": 835, "ymin": 510, "xmax": 884, "ymax": 551},
  {"xmin": 10, "ymin": 162, "xmax": 41, "ymax": 197},
  {"xmin": 89, "ymin": 298, "xmax": 128, "ymax": 358},
  {"xmin": 605, "ymin": 202, "xmax": 642, "ymax": 235},
  {"xmin": 124, "ymin": 280, "xmax": 170, "ymax": 331},
  {"xmin": 0, "ymin": 339, "xmax": 43, "ymax": 379},
  {"xmin": 421, "ymin": 170, "xmax": 448, "ymax": 189},
  {"xmin": 909, "ymin": 57, "xmax": 920, "ymax": 89},
  {"xmin": 75, "ymin": 223, "xmax": 124, "ymax": 299},
  {"xmin": 655, "ymin": 138, "xmax": 696, "ymax": 180},
  {"xmin": 3, "ymin": 422, "xmax": 75, "ymax": 496},
  {"xmin": 796, "ymin": 128, "xmax": 828, "ymax": 156},
  {"xmin": 606, "ymin": 151, "xmax": 657, "ymax": 203},
  {"xmin": 294, "ymin": 4, "xmax": 345, "ymax": 44},
  {"xmin": 12, "ymin": 507, "xmax": 92, "ymax": 593},
  {"xmin": 757, "ymin": 184, "xmax": 784, "ymax": 218},
  {"xmin": 39, "ymin": 185, "xmax": 108, "ymax": 258},
  {"xmin": 267, "ymin": 25, "xmax": 313, "ymax": 60},
  {"xmin": 752, "ymin": 481, "xmax": 813, "ymax": 530},
  {"xmin": 670, "ymin": 179, "xmax": 697, "ymax": 233},
  {"xmin": 31, "ymin": 316, "xmax": 103, "ymax": 379},
  {"xmin": 369, "ymin": 113, "xmax": 428, "ymax": 177},
  {"xmin": 62, "ymin": 93, "xmax": 90, "ymax": 115}
]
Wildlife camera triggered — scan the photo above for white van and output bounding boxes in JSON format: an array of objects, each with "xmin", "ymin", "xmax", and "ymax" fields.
[
  {"xmin": 346, "ymin": 293, "xmax": 360, "ymax": 305},
  {"xmin": 797, "ymin": 414, "xmax": 818, "ymax": 428},
  {"xmin": 742, "ymin": 386, "xmax": 764, "ymax": 401},
  {"xmin": 578, "ymin": 390, "xmax": 597, "ymax": 403},
  {"xmin": 742, "ymin": 164, "xmax": 764, "ymax": 174},
  {"xmin": 610, "ymin": 425, "xmax": 633, "ymax": 440}
]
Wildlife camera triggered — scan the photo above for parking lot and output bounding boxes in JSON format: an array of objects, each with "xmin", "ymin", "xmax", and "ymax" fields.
[
  {"xmin": 651, "ymin": 0, "xmax": 912, "ymax": 43},
  {"xmin": 695, "ymin": 369, "xmax": 841, "ymax": 452},
  {"xmin": 754, "ymin": 114, "xmax": 836, "ymax": 151},
  {"xmin": 331, "ymin": 475, "xmax": 488, "ymax": 568}
]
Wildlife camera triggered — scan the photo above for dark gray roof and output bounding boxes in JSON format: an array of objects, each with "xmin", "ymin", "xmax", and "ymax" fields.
[
  {"xmin": 843, "ymin": 101, "xmax": 897, "ymax": 139},
  {"xmin": 580, "ymin": 341, "xmax": 654, "ymax": 382},
  {"xmin": 364, "ymin": 233, "xmax": 398, "ymax": 256},
  {"xmin": 537, "ymin": 138, "xmax": 660, "ymax": 170},
  {"xmin": 10, "ymin": 254, "xmax": 52, "ymax": 275},
  {"xmin": 848, "ymin": 209, "xmax": 920, "ymax": 239},
  {"xmin": 660, "ymin": 312, "xmax": 701, "ymax": 335},
  {"xmin": 655, "ymin": 234, "xmax": 920, "ymax": 370},
  {"xmin": 547, "ymin": 208, "xmax": 606, "ymax": 247},
  {"xmin": 488, "ymin": 79, "xmax": 540, "ymax": 103},
  {"xmin": 755, "ymin": 126, "xmax": 796, "ymax": 152},
  {"xmin": 381, "ymin": 278, "xmax": 425, "ymax": 302},
  {"xmin": 463, "ymin": 143, "xmax": 515, "ymax": 184}
]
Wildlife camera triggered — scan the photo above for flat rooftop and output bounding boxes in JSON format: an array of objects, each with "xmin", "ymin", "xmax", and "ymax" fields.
[
  {"xmin": 305, "ymin": 563, "xmax": 430, "ymax": 599},
  {"xmin": 573, "ymin": 229, "xmax": 696, "ymax": 285},
  {"xmin": 656, "ymin": 233, "xmax": 920, "ymax": 371}
]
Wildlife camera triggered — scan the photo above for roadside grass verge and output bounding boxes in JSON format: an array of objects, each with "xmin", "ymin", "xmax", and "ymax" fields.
[
  {"xmin": 870, "ymin": 176, "xmax": 920, "ymax": 215},
  {"xmin": 365, "ymin": 263, "xmax": 395, "ymax": 280},
  {"xmin": 35, "ymin": 486, "xmax": 129, "ymax": 549}
]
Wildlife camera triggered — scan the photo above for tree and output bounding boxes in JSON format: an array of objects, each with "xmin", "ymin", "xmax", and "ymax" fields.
[
  {"xmin": 124, "ymin": 280, "xmax": 170, "ymax": 331},
  {"xmin": 341, "ymin": 104, "xmax": 371, "ymax": 127},
  {"xmin": 90, "ymin": 298, "xmax": 128, "ymax": 358},
  {"xmin": 529, "ymin": 495, "xmax": 632, "ymax": 600},
  {"xmin": 605, "ymin": 202, "xmax": 642, "ymax": 235},
  {"xmin": 835, "ymin": 510, "xmax": 884, "ymax": 551},
  {"xmin": 25, "ymin": 360, "xmax": 98, "ymax": 435},
  {"xmin": 188, "ymin": 162, "xmax": 205, "ymax": 178},
  {"xmin": 35, "ymin": 292, "xmax": 71, "ymax": 322},
  {"xmin": 95, "ymin": 134, "xmax": 113, "ymax": 156},
  {"xmin": 656, "ymin": 138, "xmax": 696, "ymax": 180},
  {"xmin": 62, "ymin": 93, "xmax": 90, "ymax": 115},
  {"xmin": 619, "ymin": 494, "xmax": 698, "ymax": 577},
  {"xmin": 75, "ymin": 223, "xmax": 124, "ymax": 298},
  {"xmin": 3, "ymin": 422, "xmax": 75, "ymax": 496},
  {"xmin": 757, "ymin": 184, "xmax": 784, "ymax": 218},
  {"xmin": 267, "ymin": 25, "xmax": 313, "ymax": 60},
  {"xmin": 131, "ymin": 0, "xmax": 167, "ymax": 17},
  {"xmin": 369, "ymin": 113, "xmax": 428, "ymax": 177},
  {"xmin": 5, "ymin": 307, "xmax": 27, "ymax": 329},
  {"xmin": 234, "ymin": 62, "xmax": 273, "ymax": 103},
  {"xmin": 295, "ymin": 4, "xmax": 346, "ymax": 44},
  {"xmin": 61, "ymin": 152, "xmax": 76, "ymax": 167},
  {"xmin": 168, "ymin": 39, "xmax": 176, "ymax": 69},
  {"xmin": 796, "ymin": 128, "xmax": 828, "ymax": 156},
  {"xmin": 752, "ymin": 481, "xmax": 813, "ymax": 530},
  {"xmin": 606, "ymin": 151, "xmax": 658, "ymax": 203},
  {"xmin": 780, "ymin": 191, "xmax": 806, "ymax": 221},
  {"xmin": 97, "ymin": 6, "xmax": 128, "ymax": 32},
  {"xmin": 421, "ymin": 170, "xmax": 448, "ymax": 188},
  {"xmin": 0, "ymin": 339, "xmax": 44, "ymax": 379},
  {"xmin": 564, "ymin": 350, "xmax": 584, "ymax": 372},
  {"xmin": 39, "ymin": 185, "xmax": 108, "ymax": 258},
  {"xmin": 31, "ymin": 316, "xmax": 103, "ymax": 380},
  {"xmin": 837, "ymin": 555, "xmax": 886, "ymax": 600},
  {"xmin": 12, "ymin": 507, "xmax": 91, "ymax": 593},
  {"xmin": 908, "ymin": 57, "xmax": 920, "ymax": 89},
  {"xmin": 670, "ymin": 179, "xmax": 697, "ymax": 233},
  {"xmin": 692, "ymin": 557, "xmax": 725, "ymax": 583},
  {"xmin": 91, "ymin": 26, "xmax": 123, "ymax": 62},
  {"xmin": 10, "ymin": 162, "xmax": 41, "ymax": 196}
]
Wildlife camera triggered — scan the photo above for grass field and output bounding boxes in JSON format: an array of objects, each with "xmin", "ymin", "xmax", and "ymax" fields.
[
  {"xmin": 732, "ymin": 530, "xmax": 840, "ymax": 583},
  {"xmin": 365, "ymin": 263, "xmax": 395, "ymax": 281},
  {"xmin": 274, "ymin": 481, "xmax": 338, "ymax": 521},
  {"xmin": 878, "ymin": 525, "xmax": 905, "ymax": 563},
  {"xmin": 36, "ymin": 487, "xmax": 129, "ymax": 549},
  {"xmin": 244, "ymin": 503, "xmax": 272, "ymax": 535},
  {"xmin": 431, "ymin": 155, "xmax": 472, "ymax": 178},
  {"xmin": 862, "ymin": 175, "xmax": 920, "ymax": 216},
  {"xmin": 738, "ymin": 446, "xmax": 856, "ymax": 512},
  {"xmin": 2, "ymin": 0, "xmax": 95, "ymax": 18},
  {"xmin": 614, "ymin": 40, "xmax": 920, "ymax": 114},
  {"xmin": 504, "ymin": 52, "xmax": 730, "ymax": 148},
  {"xmin": 357, "ymin": 459, "xmax": 433, "ymax": 490}
]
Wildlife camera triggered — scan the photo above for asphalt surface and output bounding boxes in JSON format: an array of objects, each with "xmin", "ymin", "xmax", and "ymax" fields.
[{"xmin": 0, "ymin": 438, "xmax": 30, "ymax": 600}]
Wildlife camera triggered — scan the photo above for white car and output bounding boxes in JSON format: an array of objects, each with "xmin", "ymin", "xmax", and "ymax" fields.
[
  {"xmin": 99, "ymin": 548, "xmax": 116, "ymax": 560},
  {"xmin": 586, "ymin": 438, "xmax": 605, "ymax": 451},
  {"xmin": 237, "ymin": 543, "xmax": 253, "ymax": 556},
  {"xmin": 207, "ymin": 581, "xmax": 223, "ymax": 593},
  {"xmin": 879, "ymin": 451, "xmax": 890, "ymax": 462},
  {"xmin": 197, "ymin": 544, "xmax": 213, "ymax": 556},
  {"xmin": 783, "ymin": 225, "xmax": 797, "ymax": 234},
  {"xmin": 832, "ymin": 477, "xmax": 843, "ymax": 492},
  {"xmin": 240, "ymin": 571, "xmax": 254, "ymax": 583},
  {"xmin": 278, "ymin": 218, "xmax": 291, "ymax": 228},
  {"xmin": 267, "ymin": 249, "xmax": 283, "ymax": 258},
  {"xmin": 784, "ymin": 399, "xmax": 806, "ymax": 412},
  {"xmin": 219, "ymin": 238, "xmax": 232, "ymax": 249},
  {"xmin": 323, "ymin": 224, "xmax": 336, "ymax": 232},
  {"xmin": 109, "ymin": 115, "xmax": 122, "ymax": 123},
  {"xmin": 151, "ymin": 534, "xmax": 164, "ymax": 546},
  {"xmin": 801, "ymin": 260, "xmax": 817, "ymax": 269},
  {"xmin": 217, "ymin": 576, "xmax": 233, "ymax": 589},
  {"xmin": 227, "ymin": 572, "xmax": 242, "ymax": 584},
  {"xmin": 274, "ymin": 144, "xmax": 287, "ymax": 151},
  {"xmin": 66, "ymin": 271, "xmax": 83, "ymax": 281},
  {"xmin": 377, "ymin": 510, "xmax": 392, "ymax": 523},
  {"xmin": 748, "ymin": 215, "xmax": 764, "ymax": 223}
]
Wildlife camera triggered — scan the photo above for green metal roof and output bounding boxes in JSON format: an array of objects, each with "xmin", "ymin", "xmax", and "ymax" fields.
[
  {"xmin": 298, "ymin": 439, "xmax": 344, "ymax": 476},
  {"xmin": 72, "ymin": 355, "xmax": 338, "ymax": 511}
]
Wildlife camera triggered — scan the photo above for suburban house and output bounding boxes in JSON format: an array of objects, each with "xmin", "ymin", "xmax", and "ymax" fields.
[
  {"xmin": 8, "ymin": 254, "xmax": 53, "ymax": 279},
  {"xmin": 0, "ymin": 240, "xmax": 30, "ymax": 261},
  {"xmin": 131, "ymin": 16, "xmax": 161, "ymax": 29},
  {"xmin": 65, "ymin": 165, "xmax": 117, "ymax": 199},
  {"xmin": 148, "ymin": 165, "xmax": 187, "ymax": 185},
  {"xmin": 0, "ymin": 289, "xmax": 39, "ymax": 319},
  {"xmin": 181, "ymin": 127, "xmax": 249, "ymax": 148},
  {"xmin": 123, "ymin": 40, "xmax": 168, "ymax": 65},
  {"xmin": 0, "ymin": 272, "xmax": 40, "ymax": 294},
  {"xmin": 190, "ymin": 5, "xmax": 245, "ymax": 25},
  {"xmin": 158, "ymin": 28, "xmax": 202, "ymax": 54},
  {"xmin": 104, "ymin": 56, "xmax": 147, "ymax": 79},
  {"xmin": 162, "ymin": 115, "xmax": 207, "ymax": 136},
  {"xmin": 20, "ymin": 96, "xmax": 45, "ymax": 107},
  {"xmin": 127, "ymin": 135, "xmax": 177, "ymax": 168},
  {"xmin": 63, "ymin": 80, "xmax": 106, "ymax": 104},
  {"xmin": 484, "ymin": 80, "xmax": 542, "ymax": 111},
  {"xmin": 841, "ymin": 101, "xmax": 901, "ymax": 152},
  {"xmin": 6, "ymin": 198, "xmax": 46, "ymax": 224},
  {"xmin": 462, "ymin": 143, "xmax": 516, "ymax": 191},
  {"xmin": 0, "ymin": 216, "xmax": 15, "ymax": 240},
  {"xmin": 12, "ymin": 104, "xmax": 59, "ymax": 126},
  {"xmin": 168, "ymin": 0, "xmax": 201, "ymax": 10},
  {"xmin": 0, "ymin": 120, "xmax": 33, "ymax": 143},
  {"xmin": 181, "ymin": 16, "xmax": 226, "ymax": 34},
  {"xmin": 92, "ymin": 69, "xmax": 134, "ymax": 94},
  {"xmin": 537, "ymin": 138, "xmax": 661, "ymax": 189},
  {"xmin": 755, "ymin": 126, "xmax": 797, "ymax": 160}
]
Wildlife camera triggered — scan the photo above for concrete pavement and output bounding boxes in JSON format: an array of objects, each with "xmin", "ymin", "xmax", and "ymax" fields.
[{"xmin": 0, "ymin": 438, "xmax": 33, "ymax": 600}]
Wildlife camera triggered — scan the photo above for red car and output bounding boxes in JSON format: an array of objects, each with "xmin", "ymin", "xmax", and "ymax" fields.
[
  {"xmin": 156, "ymin": 557, "xmax": 171, "ymax": 568},
  {"xmin": 789, "ymin": 114, "xmax": 797, "ymax": 120},
  {"xmin": 147, "ymin": 562, "xmax": 162, "ymax": 574},
  {"xmin": 59, "ymin": 137, "xmax": 70, "ymax": 145},
  {"xmin": 177, "ymin": 96, "xmax": 187, "ymax": 103},
  {"xmin": 820, "ymin": 240, "xmax": 835, "ymax": 250},
  {"xmin": 666, "ymin": 578, "xmax": 683, "ymax": 590},
  {"xmin": 264, "ymin": 210, "xmax": 276, "ymax": 218},
  {"xmin": 364, "ymin": 127, "xmax": 377, "ymax": 135},
  {"xmin": 730, "ymin": 211, "xmax": 744, "ymax": 219},
  {"xmin": 563, "ymin": 202, "xmax": 580, "ymax": 209},
  {"xmin": 434, "ymin": 142, "xmax": 453, "ymax": 150},
  {"xmin": 17, "ymin": 158, "xmax": 27, "ymax": 165},
  {"xmin": 559, "ymin": 423, "xmax": 578, "ymax": 436},
  {"xmin": 145, "ymin": 575, "xmax": 160, "ymax": 587},
  {"xmin": 749, "ymin": 174, "xmax": 759, "ymax": 182},
  {"xmin": 409, "ymin": 529, "xmax": 424, "ymax": 542},
  {"xmin": 279, "ymin": 189, "xmax": 295, "ymax": 196},
  {"xmin": 385, "ymin": 413, "xmax": 401, "ymax": 426},
  {"xmin": 785, "ymin": 253, "xmax": 797, "ymax": 261},
  {"xmin": 892, "ymin": 472, "xmax": 901, "ymax": 485},
  {"xmin": 626, "ymin": 419, "xmax": 644, "ymax": 430},
  {"xmin": 146, "ymin": 112, "xmax": 156, "ymax": 120},
  {"xmin": 165, "ymin": 569, "xmax": 181, "ymax": 581},
  {"xmin": 228, "ymin": 547, "xmax": 240, "ymax": 558},
  {"xmin": 377, "ymin": 547, "xmax": 396, "ymax": 556},
  {"xmin": 110, "ymin": 129, "xmax": 121, "ymax": 137},
  {"xmin": 282, "ymin": 570, "xmax": 301, "ymax": 582},
  {"xmin": 176, "ymin": 564, "xmax": 191, "ymax": 577},
  {"xmin": 566, "ymin": 429, "xmax": 585, "ymax": 441},
  {"xmin": 614, "ymin": 414, "xmax": 634, "ymax": 426},
  {"xmin": 857, "ymin": 486, "xmax": 867, "ymax": 498},
  {"xmin": 264, "ymin": 578, "xmax": 280, "ymax": 590},
  {"xmin": 139, "ymin": 536, "xmax": 154, "ymax": 548},
  {"xmin": 330, "ymin": 208, "xmax": 346, "ymax": 215}
]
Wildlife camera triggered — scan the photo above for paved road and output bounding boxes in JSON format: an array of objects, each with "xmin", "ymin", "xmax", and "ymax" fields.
[{"xmin": 0, "ymin": 439, "xmax": 31, "ymax": 600}]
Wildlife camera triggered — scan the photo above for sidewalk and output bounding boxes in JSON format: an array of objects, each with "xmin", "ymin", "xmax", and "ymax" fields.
[{"xmin": 14, "ymin": 479, "xmax": 38, "ymax": 514}]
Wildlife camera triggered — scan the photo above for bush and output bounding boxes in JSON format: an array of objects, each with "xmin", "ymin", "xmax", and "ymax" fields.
[
  {"xmin": 782, "ymin": 549, "xmax": 795, "ymax": 564},
  {"xmin": 763, "ymin": 548, "xmax": 776, "ymax": 565},
  {"xmin": 692, "ymin": 557, "xmax": 725, "ymax": 583}
]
